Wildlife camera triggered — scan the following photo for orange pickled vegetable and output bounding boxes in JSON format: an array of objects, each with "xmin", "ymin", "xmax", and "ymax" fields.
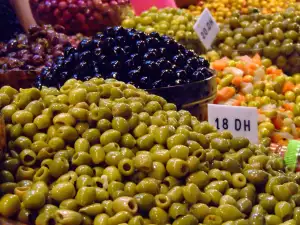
[
  {"xmin": 214, "ymin": 87, "xmax": 236, "ymax": 103},
  {"xmin": 243, "ymin": 75, "xmax": 253, "ymax": 83},
  {"xmin": 283, "ymin": 103, "xmax": 293, "ymax": 111},
  {"xmin": 212, "ymin": 60, "xmax": 228, "ymax": 71},
  {"xmin": 231, "ymin": 76, "xmax": 243, "ymax": 87},
  {"xmin": 282, "ymin": 81, "xmax": 295, "ymax": 94},
  {"xmin": 252, "ymin": 54, "xmax": 261, "ymax": 65},
  {"xmin": 271, "ymin": 133, "xmax": 288, "ymax": 145},
  {"xmin": 272, "ymin": 116, "xmax": 283, "ymax": 129}
]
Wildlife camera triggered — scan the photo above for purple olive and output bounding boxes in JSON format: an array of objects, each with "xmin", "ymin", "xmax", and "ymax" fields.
[
  {"xmin": 7, "ymin": 40, "xmax": 18, "ymax": 52},
  {"xmin": 53, "ymin": 25, "xmax": 65, "ymax": 33},
  {"xmin": 28, "ymin": 25, "xmax": 42, "ymax": 35},
  {"xmin": 7, "ymin": 58, "xmax": 23, "ymax": 69},
  {"xmin": 37, "ymin": 38, "xmax": 50, "ymax": 49},
  {"xmin": 21, "ymin": 54, "xmax": 32, "ymax": 63},
  {"xmin": 53, "ymin": 51, "xmax": 64, "ymax": 58},
  {"xmin": 31, "ymin": 43, "xmax": 45, "ymax": 55},
  {"xmin": 31, "ymin": 55, "xmax": 44, "ymax": 66},
  {"xmin": 53, "ymin": 44, "xmax": 64, "ymax": 52},
  {"xmin": 7, "ymin": 52, "xmax": 17, "ymax": 58}
]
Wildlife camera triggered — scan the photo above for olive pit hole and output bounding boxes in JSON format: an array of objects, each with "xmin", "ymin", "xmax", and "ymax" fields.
[
  {"xmin": 158, "ymin": 196, "xmax": 167, "ymax": 203},
  {"xmin": 96, "ymin": 181, "xmax": 103, "ymax": 188},
  {"xmin": 128, "ymin": 200, "xmax": 136, "ymax": 210},
  {"xmin": 123, "ymin": 163, "xmax": 131, "ymax": 171},
  {"xmin": 162, "ymin": 180, "xmax": 170, "ymax": 187},
  {"xmin": 48, "ymin": 218, "xmax": 56, "ymax": 225},
  {"xmin": 180, "ymin": 164, "xmax": 188, "ymax": 174},
  {"xmin": 24, "ymin": 154, "xmax": 34, "ymax": 163}
]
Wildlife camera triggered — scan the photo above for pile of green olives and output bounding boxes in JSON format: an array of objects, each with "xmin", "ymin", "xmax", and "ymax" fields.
[
  {"xmin": 121, "ymin": 7, "xmax": 204, "ymax": 53},
  {"xmin": 213, "ymin": 5, "xmax": 300, "ymax": 75},
  {"xmin": 0, "ymin": 78, "xmax": 299, "ymax": 225}
]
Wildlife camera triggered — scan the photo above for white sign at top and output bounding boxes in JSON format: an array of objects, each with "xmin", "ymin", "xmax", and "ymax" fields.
[{"xmin": 193, "ymin": 8, "xmax": 219, "ymax": 50}]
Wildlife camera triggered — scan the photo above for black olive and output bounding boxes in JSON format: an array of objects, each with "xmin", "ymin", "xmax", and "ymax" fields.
[
  {"xmin": 149, "ymin": 32, "xmax": 160, "ymax": 39},
  {"xmin": 144, "ymin": 52, "xmax": 157, "ymax": 61},
  {"xmin": 128, "ymin": 69, "xmax": 141, "ymax": 82},
  {"xmin": 111, "ymin": 46, "xmax": 125, "ymax": 59},
  {"xmin": 192, "ymin": 70, "xmax": 206, "ymax": 81},
  {"xmin": 146, "ymin": 37, "xmax": 159, "ymax": 48},
  {"xmin": 107, "ymin": 72, "xmax": 121, "ymax": 80},
  {"xmin": 113, "ymin": 26, "xmax": 127, "ymax": 36},
  {"xmin": 78, "ymin": 39, "xmax": 93, "ymax": 52},
  {"xmin": 135, "ymin": 40, "xmax": 146, "ymax": 53},
  {"xmin": 103, "ymin": 27, "xmax": 115, "ymax": 37},
  {"xmin": 139, "ymin": 76, "xmax": 151, "ymax": 88},
  {"xmin": 197, "ymin": 67, "xmax": 213, "ymax": 79},
  {"xmin": 64, "ymin": 46, "xmax": 76, "ymax": 57},
  {"xmin": 172, "ymin": 54, "xmax": 186, "ymax": 67},
  {"xmin": 161, "ymin": 69, "xmax": 175, "ymax": 81},
  {"xmin": 176, "ymin": 70, "xmax": 187, "ymax": 80},
  {"xmin": 115, "ymin": 36, "xmax": 126, "ymax": 46},
  {"xmin": 157, "ymin": 59, "xmax": 172, "ymax": 70},
  {"xmin": 198, "ymin": 58, "xmax": 210, "ymax": 68},
  {"xmin": 110, "ymin": 60, "xmax": 122, "ymax": 71},
  {"xmin": 94, "ymin": 48, "xmax": 102, "ymax": 57},
  {"xmin": 79, "ymin": 51, "xmax": 92, "ymax": 61}
]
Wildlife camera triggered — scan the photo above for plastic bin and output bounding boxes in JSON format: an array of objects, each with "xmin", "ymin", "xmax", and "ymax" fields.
[
  {"xmin": 148, "ymin": 72, "xmax": 217, "ymax": 121},
  {"xmin": 130, "ymin": 0, "xmax": 177, "ymax": 15}
]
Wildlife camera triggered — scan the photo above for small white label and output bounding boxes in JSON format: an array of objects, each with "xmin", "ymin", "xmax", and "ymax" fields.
[
  {"xmin": 208, "ymin": 104, "xmax": 258, "ymax": 143},
  {"xmin": 193, "ymin": 8, "xmax": 219, "ymax": 50}
]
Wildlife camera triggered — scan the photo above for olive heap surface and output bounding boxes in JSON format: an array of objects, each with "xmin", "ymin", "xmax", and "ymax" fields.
[
  {"xmin": 213, "ymin": 6, "xmax": 300, "ymax": 75},
  {"xmin": 36, "ymin": 26, "xmax": 212, "ymax": 89},
  {"xmin": 0, "ymin": 78, "xmax": 300, "ymax": 225}
]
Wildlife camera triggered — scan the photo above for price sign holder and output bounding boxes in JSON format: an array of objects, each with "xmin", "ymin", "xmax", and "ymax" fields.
[
  {"xmin": 193, "ymin": 8, "xmax": 219, "ymax": 50},
  {"xmin": 207, "ymin": 104, "xmax": 258, "ymax": 143}
]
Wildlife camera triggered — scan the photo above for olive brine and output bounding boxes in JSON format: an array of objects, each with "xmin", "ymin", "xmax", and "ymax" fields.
[
  {"xmin": 0, "ymin": 78, "xmax": 300, "ymax": 225},
  {"xmin": 36, "ymin": 26, "xmax": 212, "ymax": 89}
]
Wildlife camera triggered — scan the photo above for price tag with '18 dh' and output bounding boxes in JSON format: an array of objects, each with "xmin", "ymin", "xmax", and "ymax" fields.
[
  {"xmin": 193, "ymin": 8, "xmax": 219, "ymax": 50},
  {"xmin": 207, "ymin": 104, "xmax": 258, "ymax": 143}
]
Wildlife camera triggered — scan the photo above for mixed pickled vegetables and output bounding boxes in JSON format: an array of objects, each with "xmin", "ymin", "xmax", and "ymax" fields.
[{"xmin": 211, "ymin": 54, "xmax": 300, "ymax": 146}]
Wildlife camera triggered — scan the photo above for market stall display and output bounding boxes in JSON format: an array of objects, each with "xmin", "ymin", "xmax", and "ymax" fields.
[
  {"xmin": 212, "ymin": 6, "xmax": 300, "ymax": 75},
  {"xmin": 35, "ymin": 26, "xmax": 213, "ymax": 90},
  {"xmin": 210, "ymin": 54, "xmax": 300, "ymax": 146},
  {"xmin": 121, "ymin": 7, "xmax": 203, "ymax": 53},
  {"xmin": 0, "ymin": 78, "xmax": 300, "ymax": 225},
  {"xmin": 29, "ymin": 0, "xmax": 130, "ymax": 35}
]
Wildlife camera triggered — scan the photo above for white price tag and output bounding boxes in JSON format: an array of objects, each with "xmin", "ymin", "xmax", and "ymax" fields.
[
  {"xmin": 193, "ymin": 8, "xmax": 219, "ymax": 50},
  {"xmin": 208, "ymin": 104, "xmax": 258, "ymax": 143}
]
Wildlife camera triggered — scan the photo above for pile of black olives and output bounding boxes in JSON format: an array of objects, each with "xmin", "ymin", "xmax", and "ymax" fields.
[
  {"xmin": 0, "ymin": 79, "xmax": 300, "ymax": 225},
  {"xmin": 213, "ymin": 6, "xmax": 300, "ymax": 74},
  {"xmin": 36, "ymin": 26, "xmax": 212, "ymax": 89}
]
